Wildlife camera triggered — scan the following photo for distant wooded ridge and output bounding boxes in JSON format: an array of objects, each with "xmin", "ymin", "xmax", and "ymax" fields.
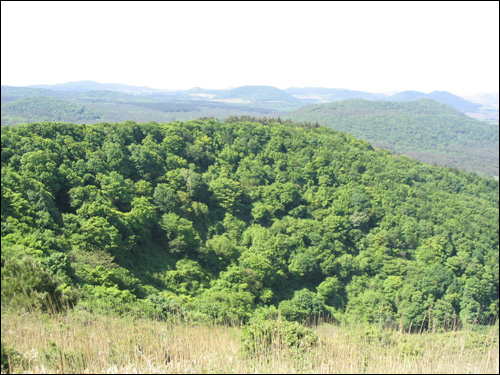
[
  {"xmin": 1, "ymin": 82, "xmax": 498, "ymax": 177},
  {"xmin": 287, "ymin": 99, "xmax": 499, "ymax": 178},
  {"xmin": 3, "ymin": 80, "xmax": 499, "ymax": 113}
]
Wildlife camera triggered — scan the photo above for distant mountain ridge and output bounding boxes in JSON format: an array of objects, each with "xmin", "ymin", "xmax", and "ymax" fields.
[
  {"xmin": 284, "ymin": 87, "xmax": 386, "ymax": 101},
  {"xmin": 2, "ymin": 81, "xmax": 498, "ymax": 128},
  {"xmin": 465, "ymin": 92, "xmax": 499, "ymax": 107},
  {"xmin": 387, "ymin": 90, "xmax": 481, "ymax": 113},
  {"xmin": 1, "ymin": 85, "xmax": 281, "ymax": 126},
  {"xmin": 214, "ymin": 85, "xmax": 299, "ymax": 102},
  {"xmin": 28, "ymin": 80, "xmax": 163, "ymax": 93},
  {"xmin": 9, "ymin": 80, "xmax": 496, "ymax": 113}
]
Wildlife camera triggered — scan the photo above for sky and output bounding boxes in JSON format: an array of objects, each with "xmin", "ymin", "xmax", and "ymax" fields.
[{"xmin": 1, "ymin": 1, "xmax": 499, "ymax": 96}]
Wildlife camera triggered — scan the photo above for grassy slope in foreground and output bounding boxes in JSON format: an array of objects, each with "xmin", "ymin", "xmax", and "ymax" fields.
[
  {"xmin": 1, "ymin": 309, "xmax": 498, "ymax": 374},
  {"xmin": 287, "ymin": 98, "xmax": 499, "ymax": 178}
]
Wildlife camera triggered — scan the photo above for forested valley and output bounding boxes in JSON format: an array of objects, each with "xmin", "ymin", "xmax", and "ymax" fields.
[
  {"xmin": 2, "ymin": 118, "xmax": 499, "ymax": 373},
  {"xmin": 2, "ymin": 118, "xmax": 498, "ymax": 325}
]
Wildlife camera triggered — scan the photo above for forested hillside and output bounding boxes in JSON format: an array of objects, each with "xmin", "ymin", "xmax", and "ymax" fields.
[
  {"xmin": 1, "ymin": 87, "xmax": 279, "ymax": 126},
  {"xmin": 1, "ymin": 119, "xmax": 498, "ymax": 329},
  {"xmin": 288, "ymin": 99, "xmax": 499, "ymax": 178},
  {"xmin": 1, "ymin": 96, "xmax": 103, "ymax": 124}
]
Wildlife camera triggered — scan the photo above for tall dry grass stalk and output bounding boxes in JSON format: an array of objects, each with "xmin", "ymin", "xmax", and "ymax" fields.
[{"xmin": 2, "ymin": 309, "xmax": 498, "ymax": 374}]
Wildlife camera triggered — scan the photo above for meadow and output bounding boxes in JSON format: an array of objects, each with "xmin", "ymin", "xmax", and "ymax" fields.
[{"xmin": 2, "ymin": 308, "xmax": 498, "ymax": 374}]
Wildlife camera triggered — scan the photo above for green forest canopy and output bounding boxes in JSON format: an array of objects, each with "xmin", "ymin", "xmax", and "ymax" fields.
[{"xmin": 1, "ymin": 118, "xmax": 498, "ymax": 329}]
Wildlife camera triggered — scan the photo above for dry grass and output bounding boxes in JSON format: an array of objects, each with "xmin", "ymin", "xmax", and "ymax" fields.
[{"xmin": 2, "ymin": 309, "xmax": 498, "ymax": 374}]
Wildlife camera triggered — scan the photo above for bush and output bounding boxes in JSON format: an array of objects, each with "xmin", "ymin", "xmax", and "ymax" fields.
[
  {"xmin": 188, "ymin": 289, "xmax": 254, "ymax": 325},
  {"xmin": 241, "ymin": 317, "xmax": 318, "ymax": 355},
  {"xmin": 278, "ymin": 288, "xmax": 327, "ymax": 323},
  {"xmin": 1, "ymin": 257, "xmax": 77, "ymax": 312},
  {"xmin": 147, "ymin": 293, "xmax": 187, "ymax": 321},
  {"xmin": 1, "ymin": 340, "xmax": 21, "ymax": 374}
]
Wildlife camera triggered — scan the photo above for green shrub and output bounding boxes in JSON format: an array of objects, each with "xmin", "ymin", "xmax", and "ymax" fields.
[
  {"xmin": 278, "ymin": 288, "xmax": 327, "ymax": 323},
  {"xmin": 147, "ymin": 293, "xmax": 187, "ymax": 321},
  {"xmin": 241, "ymin": 317, "xmax": 318, "ymax": 355},
  {"xmin": 1, "ymin": 257, "xmax": 77, "ymax": 312},
  {"xmin": 1, "ymin": 340, "xmax": 21, "ymax": 374},
  {"xmin": 188, "ymin": 289, "xmax": 254, "ymax": 325},
  {"xmin": 41, "ymin": 341, "xmax": 86, "ymax": 371}
]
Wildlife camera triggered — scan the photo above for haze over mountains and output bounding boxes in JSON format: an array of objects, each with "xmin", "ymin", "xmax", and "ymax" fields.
[
  {"xmin": 214, "ymin": 86, "xmax": 300, "ymax": 103},
  {"xmin": 4, "ymin": 80, "xmax": 497, "ymax": 119},
  {"xmin": 28, "ymin": 80, "xmax": 164, "ymax": 93}
]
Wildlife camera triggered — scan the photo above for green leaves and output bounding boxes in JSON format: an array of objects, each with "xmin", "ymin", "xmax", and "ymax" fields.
[
  {"xmin": 76, "ymin": 216, "xmax": 122, "ymax": 254},
  {"xmin": 161, "ymin": 213, "xmax": 200, "ymax": 253},
  {"xmin": 1, "ymin": 257, "xmax": 76, "ymax": 312},
  {"xmin": 279, "ymin": 289, "xmax": 327, "ymax": 322},
  {"xmin": 209, "ymin": 176, "xmax": 242, "ymax": 211},
  {"xmin": 241, "ymin": 317, "xmax": 318, "ymax": 355}
]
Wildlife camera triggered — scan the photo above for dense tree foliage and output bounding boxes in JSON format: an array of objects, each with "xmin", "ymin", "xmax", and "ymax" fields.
[
  {"xmin": 1, "ymin": 119, "xmax": 498, "ymax": 329},
  {"xmin": 288, "ymin": 99, "xmax": 499, "ymax": 178}
]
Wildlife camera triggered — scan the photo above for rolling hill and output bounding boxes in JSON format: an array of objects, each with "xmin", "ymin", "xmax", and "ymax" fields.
[
  {"xmin": 387, "ymin": 90, "xmax": 481, "ymax": 113},
  {"xmin": 1, "ymin": 86, "xmax": 283, "ymax": 126},
  {"xmin": 214, "ymin": 85, "xmax": 300, "ymax": 102},
  {"xmin": 288, "ymin": 98, "xmax": 499, "ymax": 178},
  {"xmin": 2, "ymin": 83, "xmax": 497, "ymax": 175},
  {"xmin": 0, "ymin": 96, "xmax": 103, "ymax": 125}
]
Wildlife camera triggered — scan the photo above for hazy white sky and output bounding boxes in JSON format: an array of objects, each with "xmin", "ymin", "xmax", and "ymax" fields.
[{"xmin": 1, "ymin": 1, "xmax": 499, "ymax": 96}]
